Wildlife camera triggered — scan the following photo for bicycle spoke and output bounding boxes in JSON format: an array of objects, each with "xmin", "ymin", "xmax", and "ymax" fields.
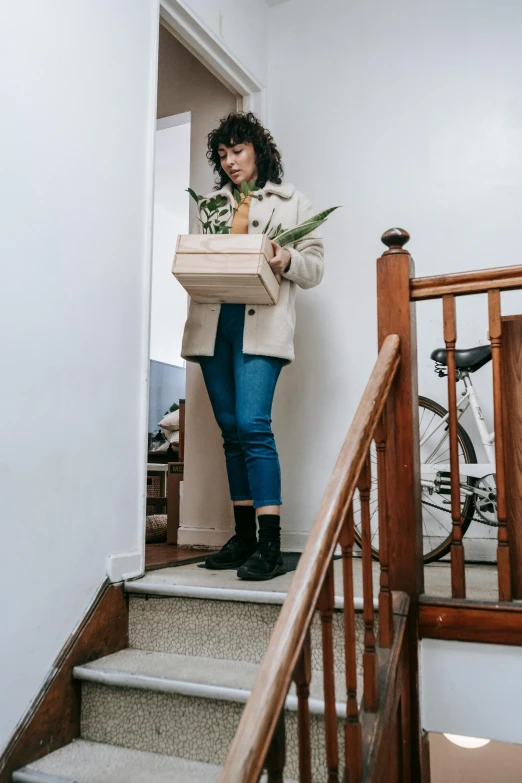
[
  {"xmin": 423, "ymin": 502, "xmax": 452, "ymax": 535},
  {"xmin": 420, "ymin": 412, "xmax": 437, "ymax": 442},
  {"xmin": 353, "ymin": 398, "xmax": 476, "ymax": 564}
]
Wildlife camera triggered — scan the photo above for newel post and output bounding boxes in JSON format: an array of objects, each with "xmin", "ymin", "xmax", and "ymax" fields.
[{"xmin": 376, "ymin": 228, "xmax": 424, "ymax": 780}]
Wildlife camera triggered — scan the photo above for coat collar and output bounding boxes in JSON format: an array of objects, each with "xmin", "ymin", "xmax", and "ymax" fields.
[{"xmin": 214, "ymin": 180, "xmax": 296, "ymax": 200}]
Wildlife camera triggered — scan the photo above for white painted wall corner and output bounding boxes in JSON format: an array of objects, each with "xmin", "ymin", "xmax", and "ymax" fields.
[
  {"xmin": 242, "ymin": 87, "xmax": 267, "ymax": 120},
  {"xmin": 106, "ymin": 552, "xmax": 143, "ymax": 583}
]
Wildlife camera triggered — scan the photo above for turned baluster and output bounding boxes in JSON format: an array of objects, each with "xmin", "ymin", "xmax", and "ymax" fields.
[
  {"xmin": 293, "ymin": 629, "xmax": 312, "ymax": 783},
  {"xmin": 264, "ymin": 708, "xmax": 286, "ymax": 783},
  {"xmin": 374, "ymin": 415, "xmax": 394, "ymax": 647},
  {"xmin": 340, "ymin": 501, "xmax": 363, "ymax": 783},
  {"xmin": 359, "ymin": 453, "xmax": 379, "ymax": 711},
  {"xmin": 319, "ymin": 560, "xmax": 339, "ymax": 782},
  {"xmin": 488, "ymin": 289, "xmax": 511, "ymax": 601},
  {"xmin": 443, "ymin": 295, "xmax": 466, "ymax": 598}
]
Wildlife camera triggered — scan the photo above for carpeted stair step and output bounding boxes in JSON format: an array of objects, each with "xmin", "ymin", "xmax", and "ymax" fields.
[
  {"xmin": 73, "ymin": 648, "xmax": 346, "ymax": 782},
  {"xmin": 12, "ymin": 739, "xmax": 235, "ymax": 783}
]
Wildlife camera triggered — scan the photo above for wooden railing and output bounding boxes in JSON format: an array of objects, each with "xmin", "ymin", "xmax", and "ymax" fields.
[
  {"xmin": 218, "ymin": 335, "xmax": 407, "ymax": 782},
  {"xmin": 382, "ymin": 228, "xmax": 522, "ymax": 603},
  {"xmin": 378, "ymin": 229, "xmax": 522, "ymax": 656}
]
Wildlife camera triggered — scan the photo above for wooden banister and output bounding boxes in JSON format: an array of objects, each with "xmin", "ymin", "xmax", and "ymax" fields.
[
  {"xmin": 410, "ymin": 245, "xmax": 522, "ymax": 605},
  {"xmin": 411, "ymin": 264, "xmax": 522, "ymax": 300},
  {"xmin": 218, "ymin": 335, "xmax": 400, "ymax": 783}
]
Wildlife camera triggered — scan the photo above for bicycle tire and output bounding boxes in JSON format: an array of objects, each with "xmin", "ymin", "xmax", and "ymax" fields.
[{"xmin": 353, "ymin": 395, "xmax": 477, "ymax": 564}]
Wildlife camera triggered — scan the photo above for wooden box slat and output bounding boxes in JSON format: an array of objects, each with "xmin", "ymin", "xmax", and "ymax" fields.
[{"xmin": 172, "ymin": 234, "xmax": 280, "ymax": 305}]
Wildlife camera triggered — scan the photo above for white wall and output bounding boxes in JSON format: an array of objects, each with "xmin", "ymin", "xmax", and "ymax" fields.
[
  {"xmin": 421, "ymin": 640, "xmax": 522, "ymax": 744},
  {"xmin": 265, "ymin": 0, "xmax": 522, "ymax": 549},
  {"xmin": 0, "ymin": 0, "xmax": 158, "ymax": 753},
  {"xmin": 151, "ymin": 118, "xmax": 191, "ymax": 366}
]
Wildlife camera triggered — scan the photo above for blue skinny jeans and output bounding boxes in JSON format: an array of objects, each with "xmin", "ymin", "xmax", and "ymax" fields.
[{"xmin": 199, "ymin": 304, "xmax": 285, "ymax": 509}]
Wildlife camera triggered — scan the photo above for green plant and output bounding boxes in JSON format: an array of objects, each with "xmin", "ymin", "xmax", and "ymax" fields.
[
  {"xmin": 187, "ymin": 182, "xmax": 340, "ymax": 245},
  {"xmin": 187, "ymin": 180, "xmax": 261, "ymax": 234},
  {"xmin": 269, "ymin": 206, "xmax": 340, "ymax": 247}
]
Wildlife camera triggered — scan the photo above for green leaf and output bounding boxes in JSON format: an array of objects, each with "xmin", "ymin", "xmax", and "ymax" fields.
[
  {"xmin": 272, "ymin": 207, "xmax": 340, "ymax": 246},
  {"xmin": 274, "ymin": 219, "xmax": 327, "ymax": 247},
  {"xmin": 187, "ymin": 187, "xmax": 200, "ymax": 203},
  {"xmin": 219, "ymin": 209, "xmax": 229, "ymax": 217},
  {"xmin": 233, "ymin": 189, "xmax": 242, "ymax": 206},
  {"xmin": 241, "ymin": 180, "xmax": 249, "ymax": 196},
  {"xmin": 297, "ymin": 206, "xmax": 341, "ymax": 227},
  {"xmin": 262, "ymin": 208, "xmax": 276, "ymax": 235}
]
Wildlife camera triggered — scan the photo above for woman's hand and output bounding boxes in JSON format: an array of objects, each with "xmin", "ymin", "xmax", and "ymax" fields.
[{"xmin": 269, "ymin": 240, "xmax": 291, "ymax": 275}]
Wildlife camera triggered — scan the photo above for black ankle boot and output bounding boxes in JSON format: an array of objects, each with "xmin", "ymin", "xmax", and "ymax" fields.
[
  {"xmin": 237, "ymin": 514, "xmax": 284, "ymax": 581},
  {"xmin": 204, "ymin": 534, "xmax": 258, "ymax": 570},
  {"xmin": 236, "ymin": 538, "xmax": 285, "ymax": 581},
  {"xmin": 204, "ymin": 505, "xmax": 257, "ymax": 570}
]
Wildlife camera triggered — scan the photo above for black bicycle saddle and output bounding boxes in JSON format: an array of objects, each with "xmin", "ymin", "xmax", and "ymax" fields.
[{"xmin": 430, "ymin": 344, "xmax": 492, "ymax": 373}]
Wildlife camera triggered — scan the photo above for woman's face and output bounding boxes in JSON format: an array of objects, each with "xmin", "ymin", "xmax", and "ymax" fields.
[{"xmin": 218, "ymin": 141, "xmax": 258, "ymax": 186}]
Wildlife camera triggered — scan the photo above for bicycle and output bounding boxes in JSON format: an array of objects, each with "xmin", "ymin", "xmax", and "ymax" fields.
[{"xmin": 353, "ymin": 343, "xmax": 497, "ymax": 563}]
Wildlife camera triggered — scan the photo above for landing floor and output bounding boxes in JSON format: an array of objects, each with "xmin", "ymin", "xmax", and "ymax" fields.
[{"xmin": 140, "ymin": 558, "xmax": 499, "ymax": 602}]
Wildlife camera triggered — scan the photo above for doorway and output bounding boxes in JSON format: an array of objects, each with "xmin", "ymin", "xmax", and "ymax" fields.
[{"xmin": 145, "ymin": 23, "xmax": 239, "ymax": 568}]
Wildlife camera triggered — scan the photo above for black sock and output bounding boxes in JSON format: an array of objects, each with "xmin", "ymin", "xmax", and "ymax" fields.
[
  {"xmin": 258, "ymin": 514, "xmax": 281, "ymax": 547},
  {"xmin": 234, "ymin": 505, "xmax": 257, "ymax": 543}
]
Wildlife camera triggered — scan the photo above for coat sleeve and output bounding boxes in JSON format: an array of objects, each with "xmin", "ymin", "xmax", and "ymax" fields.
[{"xmin": 281, "ymin": 191, "xmax": 325, "ymax": 290}]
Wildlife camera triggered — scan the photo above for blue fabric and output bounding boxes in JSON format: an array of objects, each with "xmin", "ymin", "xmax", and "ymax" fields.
[{"xmin": 199, "ymin": 304, "xmax": 284, "ymax": 509}]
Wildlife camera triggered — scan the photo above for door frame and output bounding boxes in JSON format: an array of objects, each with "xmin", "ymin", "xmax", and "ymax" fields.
[{"xmin": 159, "ymin": 0, "xmax": 267, "ymax": 121}]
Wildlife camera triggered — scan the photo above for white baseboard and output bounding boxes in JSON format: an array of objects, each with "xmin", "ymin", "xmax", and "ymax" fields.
[
  {"xmin": 106, "ymin": 551, "xmax": 143, "ymax": 583},
  {"xmin": 178, "ymin": 527, "xmax": 233, "ymax": 548}
]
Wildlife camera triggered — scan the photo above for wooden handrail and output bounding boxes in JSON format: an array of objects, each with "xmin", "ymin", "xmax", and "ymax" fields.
[
  {"xmin": 410, "ymin": 264, "xmax": 522, "ymax": 300},
  {"xmin": 218, "ymin": 334, "xmax": 400, "ymax": 783}
]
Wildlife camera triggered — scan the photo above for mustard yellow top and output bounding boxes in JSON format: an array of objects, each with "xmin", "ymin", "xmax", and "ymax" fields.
[{"xmin": 231, "ymin": 194, "xmax": 252, "ymax": 234}]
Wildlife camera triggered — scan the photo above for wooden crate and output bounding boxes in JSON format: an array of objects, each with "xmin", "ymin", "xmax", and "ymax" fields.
[{"xmin": 172, "ymin": 233, "xmax": 280, "ymax": 305}]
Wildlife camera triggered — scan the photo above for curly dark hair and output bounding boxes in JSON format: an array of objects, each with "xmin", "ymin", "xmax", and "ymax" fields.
[{"xmin": 207, "ymin": 112, "xmax": 284, "ymax": 190}]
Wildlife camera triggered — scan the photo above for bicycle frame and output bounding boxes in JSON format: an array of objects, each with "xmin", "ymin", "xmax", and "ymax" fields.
[{"xmin": 420, "ymin": 371, "xmax": 495, "ymax": 488}]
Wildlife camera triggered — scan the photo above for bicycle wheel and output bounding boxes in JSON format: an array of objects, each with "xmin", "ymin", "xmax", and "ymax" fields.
[{"xmin": 353, "ymin": 395, "xmax": 477, "ymax": 564}]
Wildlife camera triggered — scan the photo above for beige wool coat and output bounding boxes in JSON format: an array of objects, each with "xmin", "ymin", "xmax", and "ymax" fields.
[{"xmin": 181, "ymin": 180, "xmax": 325, "ymax": 363}]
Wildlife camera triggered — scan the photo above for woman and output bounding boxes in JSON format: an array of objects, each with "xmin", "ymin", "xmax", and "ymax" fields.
[{"xmin": 181, "ymin": 112, "xmax": 324, "ymax": 581}]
